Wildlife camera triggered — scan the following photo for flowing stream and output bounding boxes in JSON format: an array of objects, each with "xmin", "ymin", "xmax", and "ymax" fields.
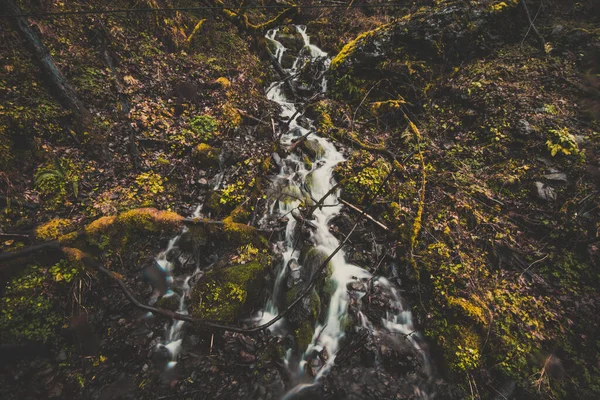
[
  {"xmin": 260, "ymin": 26, "xmax": 432, "ymax": 397},
  {"xmin": 149, "ymin": 25, "xmax": 431, "ymax": 398}
]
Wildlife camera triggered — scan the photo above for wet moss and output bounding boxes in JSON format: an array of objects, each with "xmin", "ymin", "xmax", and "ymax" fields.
[
  {"xmin": 295, "ymin": 321, "xmax": 315, "ymax": 350},
  {"xmin": 190, "ymin": 254, "xmax": 269, "ymax": 321}
]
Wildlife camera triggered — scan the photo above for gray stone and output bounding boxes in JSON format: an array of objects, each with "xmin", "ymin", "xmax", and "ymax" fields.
[
  {"xmin": 56, "ymin": 349, "xmax": 67, "ymax": 361},
  {"xmin": 551, "ymin": 25, "xmax": 565, "ymax": 36},
  {"xmin": 544, "ymin": 172, "xmax": 568, "ymax": 183},
  {"xmin": 533, "ymin": 181, "xmax": 557, "ymax": 202},
  {"xmin": 198, "ymin": 177, "xmax": 208, "ymax": 187},
  {"xmin": 517, "ymin": 119, "xmax": 534, "ymax": 136}
]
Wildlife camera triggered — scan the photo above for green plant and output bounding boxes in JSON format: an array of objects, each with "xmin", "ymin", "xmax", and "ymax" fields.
[
  {"xmin": 0, "ymin": 265, "xmax": 62, "ymax": 343},
  {"xmin": 135, "ymin": 171, "xmax": 165, "ymax": 195},
  {"xmin": 34, "ymin": 158, "xmax": 80, "ymax": 208},
  {"xmin": 546, "ymin": 127, "xmax": 582, "ymax": 158},
  {"xmin": 186, "ymin": 115, "xmax": 218, "ymax": 142}
]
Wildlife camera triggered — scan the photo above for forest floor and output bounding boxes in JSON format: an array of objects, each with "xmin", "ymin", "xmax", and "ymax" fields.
[{"xmin": 1, "ymin": 1, "xmax": 599, "ymax": 399}]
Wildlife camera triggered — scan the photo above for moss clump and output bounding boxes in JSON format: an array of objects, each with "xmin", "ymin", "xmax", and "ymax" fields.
[
  {"xmin": 0, "ymin": 265, "xmax": 63, "ymax": 343},
  {"xmin": 135, "ymin": 171, "xmax": 165, "ymax": 195},
  {"xmin": 295, "ymin": 321, "xmax": 315, "ymax": 350},
  {"xmin": 220, "ymin": 103, "xmax": 242, "ymax": 128},
  {"xmin": 82, "ymin": 208, "xmax": 183, "ymax": 250},
  {"xmin": 215, "ymin": 77, "xmax": 231, "ymax": 89},
  {"xmin": 185, "ymin": 115, "xmax": 219, "ymax": 142},
  {"xmin": 190, "ymin": 255, "xmax": 269, "ymax": 321},
  {"xmin": 195, "ymin": 143, "xmax": 220, "ymax": 167},
  {"xmin": 222, "ymin": 216, "xmax": 265, "ymax": 247},
  {"xmin": 36, "ymin": 218, "xmax": 74, "ymax": 240},
  {"xmin": 335, "ymin": 153, "xmax": 391, "ymax": 204}
]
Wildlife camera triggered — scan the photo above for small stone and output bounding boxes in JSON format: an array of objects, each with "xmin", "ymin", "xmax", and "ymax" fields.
[
  {"xmin": 272, "ymin": 152, "xmax": 282, "ymax": 167},
  {"xmin": 142, "ymin": 364, "xmax": 149, "ymax": 372},
  {"xmin": 517, "ymin": 119, "xmax": 534, "ymax": 136},
  {"xmin": 543, "ymin": 172, "xmax": 568, "ymax": 183},
  {"xmin": 551, "ymin": 25, "xmax": 564, "ymax": 36},
  {"xmin": 56, "ymin": 349, "xmax": 67, "ymax": 361},
  {"xmin": 533, "ymin": 181, "xmax": 557, "ymax": 202},
  {"xmin": 198, "ymin": 178, "xmax": 209, "ymax": 187}
]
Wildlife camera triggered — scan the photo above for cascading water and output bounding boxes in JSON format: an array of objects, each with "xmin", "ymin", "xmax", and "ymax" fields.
[
  {"xmin": 148, "ymin": 24, "xmax": 431, "ymax": 398},
  {"xmin": 260, "ymin": 26, "xmax": 432, "ymax": 398}
]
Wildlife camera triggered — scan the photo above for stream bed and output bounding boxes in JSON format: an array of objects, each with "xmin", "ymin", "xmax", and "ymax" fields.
[{"xmin": 149, "ymin": 25, "xmax": 433, "ymax": 399}]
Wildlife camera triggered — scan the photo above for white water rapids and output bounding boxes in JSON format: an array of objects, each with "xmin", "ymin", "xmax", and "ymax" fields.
[{"xmin": 148, "ymin": 25, "xmax": 431, "ymax": 398}]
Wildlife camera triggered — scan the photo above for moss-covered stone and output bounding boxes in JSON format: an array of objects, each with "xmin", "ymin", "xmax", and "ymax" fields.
[
  {"xmin": 195, "ymin": 143, "xmax": 221, "ymax": 167},
  {"xmin": 189, "ymin": 254, "xmax": 270, "ymax": 321}
]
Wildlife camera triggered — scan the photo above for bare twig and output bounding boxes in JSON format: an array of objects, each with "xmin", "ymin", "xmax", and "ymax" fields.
[
  {"xmin": 339, "ymin": 199, "xmax": 391, "ymax": 232},
  {"xmin": 521, "ymin": 0, "xmax": 545, "ymax": 49}
]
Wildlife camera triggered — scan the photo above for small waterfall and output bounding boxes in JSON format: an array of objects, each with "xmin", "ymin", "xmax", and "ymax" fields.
[{"xmin": 260, "ymin": 26, "xmax": 432, "ymax": 397}]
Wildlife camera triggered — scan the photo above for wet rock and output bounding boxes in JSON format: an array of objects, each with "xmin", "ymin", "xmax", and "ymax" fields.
[
  {"xmin": 532, "ymin": 181, "xmax": 557, "ymax": 202},
  {"xmin": 280, "ymin": 52, "xmax": 295, "ymax": 69},
  {"xmin": 551, "ymin": 24, "xmax": 565, "ymax": 37},
  {"xmin": 271, "ymin": 152, "xmax": 282, "ymax": 168},
  {"xmin": 55, "ymin": 349, "xmax": 67, "ymax": 361},
  {"xmin": 275, "ymin": 28, "xmax": 305, "ymax": 54}
]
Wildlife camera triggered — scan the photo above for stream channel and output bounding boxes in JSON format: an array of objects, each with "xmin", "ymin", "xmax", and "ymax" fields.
[{"xmin": 148, "ymin": 25, "xmax": 433, "ymax": 399}]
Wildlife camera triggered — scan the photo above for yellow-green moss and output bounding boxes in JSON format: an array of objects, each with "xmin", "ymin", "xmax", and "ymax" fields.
[
  {"xmin": 295, "ymin": 321, "xmax": 315, "ymax": 350},
  {"xmin": 330, "ymin": 24, "xmax": 389, "ymax": 70},
  {"xmin": 35, "ymin": 218, "xmax": 74, "ymax": 240},
  {"xmin": 195, "ymin": 143, "xmax": 220, "ymax": 167},
  {"xmin": 0, "ymin": 265, "xmax": 63, "ymax": 343},
  {"xmin": 215, "ymin": 77, "xmax": 231, "ymax": 88},
  {"xmin": 83, "ymin": 209, "xmax": 182, "ymax": 250},
  {"xmin": 190, "ymin": 256, "xmax": 269, "ymax": 321},
  {"xmin": 223, "ymin": 216, "xmax": 264, "ymax": 246}
]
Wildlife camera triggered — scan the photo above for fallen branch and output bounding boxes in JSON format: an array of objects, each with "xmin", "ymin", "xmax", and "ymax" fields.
[
  {"xmin": 286, "ymin": 130, "xmax": 313, "ymax": 154},
  {"xmin": 236, "ymin": 108, "xmax": 270, "ymax": 126},
  {"xmin": 339, "ymin": 199, "xmax": 391, "ymax": 232},
  {"xmin": 521, "ymin": 0, "xmax": 545, "ymax": 50},
  {"xmin": 0, "ymin": 240, "xmax": 61, "ymax": 265}
]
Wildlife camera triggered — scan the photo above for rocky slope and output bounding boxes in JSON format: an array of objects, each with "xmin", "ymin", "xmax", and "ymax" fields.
[{"xmin": 1, "ymin": 0, "xmax": 599, "ymax": 399}]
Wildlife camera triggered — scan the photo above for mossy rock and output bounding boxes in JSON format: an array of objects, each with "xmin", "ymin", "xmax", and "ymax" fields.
[
  {"xmin": 156, "ymin": 292, "xmax": 181, "ymax": 312},
  {"xmin": 300, "ymin": 138, "xmax": 325, "ymax": 160},
  {"xmin": 298, "ymin": 246, "xmax": 335, "ymax": 306},
  {"xmin": 295, "ymin": 320, "xmax": 315, "ymax": 351},
  {"xmin": 195, "ymin": 143, "xmax": 220, "ymax": 168},
  {"xmin": 285, "ymin": 286, "xmax": 322, "ymax": 327},
  {"xmin": 189, "ymin": 255, "xmax": 270, "ymax": 321}
]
